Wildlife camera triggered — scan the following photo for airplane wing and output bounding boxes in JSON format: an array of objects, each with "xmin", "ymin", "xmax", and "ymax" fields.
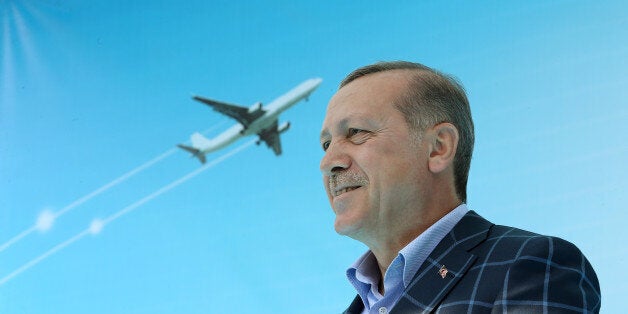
[
  {"xmin": 192, "ymin": 96, "xmax": 265, "ymax": 129},
  {"xmin": 257, "ymin": 120, "xmax": 282, "ymax": 155}
]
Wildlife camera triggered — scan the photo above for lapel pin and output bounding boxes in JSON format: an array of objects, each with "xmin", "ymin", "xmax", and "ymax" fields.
[{"xmin": 438, "ymin": 265, "xmax": 449, "ymax": 279}]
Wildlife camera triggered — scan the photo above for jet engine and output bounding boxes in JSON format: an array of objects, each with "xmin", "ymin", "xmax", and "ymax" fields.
[
  {"xmin": 277, "ymin": 121, "xmax": 290, "ymax": 133},
  {"xmin": 248, "ymin": 101, "xmax": 263, "ymax": 114}
]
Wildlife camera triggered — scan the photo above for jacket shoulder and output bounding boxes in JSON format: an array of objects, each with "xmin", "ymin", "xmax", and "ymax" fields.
[
  {"xmin": 475, "ymin": 224, "xmax": 601, "ymax": 313},
  {"xmin": 485, "ymin": 224, "xmax": 590, "ymax": 261}
]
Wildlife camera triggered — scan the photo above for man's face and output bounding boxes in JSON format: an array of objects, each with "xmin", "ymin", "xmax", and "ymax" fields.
[{"xmin": 319, "ymin": 71, "xmax": 430, "ymax": 241}]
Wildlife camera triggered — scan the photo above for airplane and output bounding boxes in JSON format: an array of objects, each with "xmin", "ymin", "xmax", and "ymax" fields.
[{"xmin": 178, "ymin": 77, "xmax": 323, "ymax": 163}]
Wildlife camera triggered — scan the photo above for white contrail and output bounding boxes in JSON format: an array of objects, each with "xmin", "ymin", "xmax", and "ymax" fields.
[
  {"xmin": 0, "ymin": 120, "xmax": 229, "ymax": 253},
  {"xmin": 0, "ymin": 230, "xmax": 90, "ymax": 286},
  {"xmin": 102, "ymin": 138, "xmax": 254, "ymax": 225},
  {"xmin": 58, "ymin": 148, "xmax": 179, "ymax": 217},
  {"xmin": 0, "ymin": 139, "xmax": 254, "ymax": 286},
  {"xmin": 0, "ymin": 148, "xmax": 177, "ymax": 253}
]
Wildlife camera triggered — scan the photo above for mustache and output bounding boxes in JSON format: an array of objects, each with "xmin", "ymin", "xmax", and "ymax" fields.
[{"xmin": 329, "ymin": 171, "xmax": 369, "ymax": 190}]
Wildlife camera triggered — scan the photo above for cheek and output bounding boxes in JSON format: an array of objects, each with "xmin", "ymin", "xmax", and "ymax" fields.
[
  {"xmin": 354, "ymin": 140, "xmax": 421, "ymax": 188},
  {"xmin": 378, "ymin": 155, "xmax": 421, "ymax": 194}
]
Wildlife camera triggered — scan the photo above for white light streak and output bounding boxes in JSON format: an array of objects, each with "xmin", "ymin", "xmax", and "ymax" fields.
[
  {"xmin": 0, "ymin": 139, "xmax": 254, "ymax": 286},
  {"xmin": 11, "ymin": 3, "xmax": 39, "ymax": 76},
  {"xmin": 1, "ymin": 4, "xmax": 15, "ymax": 114}
]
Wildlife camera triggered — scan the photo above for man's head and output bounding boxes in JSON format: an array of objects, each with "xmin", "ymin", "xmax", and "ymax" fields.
[
  {"xmin": 340, "ymin": 61, "xmax": 474, "ymax": 203},
  {"xmin": 319, "ymin": 61, "xmax": 474, "ymax": 243}
]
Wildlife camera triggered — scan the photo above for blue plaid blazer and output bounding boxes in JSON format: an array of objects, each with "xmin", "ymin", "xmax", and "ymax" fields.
[{"xmin": 343, "ymin": 211, "xmax": 601, "ymax": 313}]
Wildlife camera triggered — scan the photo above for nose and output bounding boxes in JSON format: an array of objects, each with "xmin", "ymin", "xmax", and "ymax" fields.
[{"xmin": 320, "ymin": 141, "xmax": 350, "ymax": 176}]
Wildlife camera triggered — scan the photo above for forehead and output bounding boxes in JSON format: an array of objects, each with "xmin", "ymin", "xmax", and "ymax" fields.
[{"xmin": 322, "ymin": 70, "xmax": 412, "ymax": 129}]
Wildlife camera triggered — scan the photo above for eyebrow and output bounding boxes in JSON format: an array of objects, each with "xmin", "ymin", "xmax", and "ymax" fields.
[
  {"xmin": 319, "ymin": 129, "xmax": 330, "ymax": 141},
  {"xmin": 320, "ymin": 118, "xmax": 351, "ymax": 141}
]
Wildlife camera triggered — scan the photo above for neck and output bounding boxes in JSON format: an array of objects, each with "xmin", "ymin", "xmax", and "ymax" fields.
[
  {"xmin": 366, "ymin": 200, "xmax": 462, "ymax": 294},
  {"xmin": 368, "ymin": 226, "xmax": 428, "ymax": 295}
]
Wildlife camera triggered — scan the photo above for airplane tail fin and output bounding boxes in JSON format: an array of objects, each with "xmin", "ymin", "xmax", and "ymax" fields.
[
  {"xmin": 191, "ymin": 132, "xmax": 212, "ymax": 148},
  {"xmin": 177, "ymin": 143, "xmax": 206, "ymax": 164},
  {"xmin": 178, "ymin": 132, "xmax": 213, "ymax": 164}
]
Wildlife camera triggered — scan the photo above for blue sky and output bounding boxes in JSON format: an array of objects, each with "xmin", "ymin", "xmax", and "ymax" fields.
[{"xmin": 1, "ymin": 1, "xmax": 626, "ymax": 313}]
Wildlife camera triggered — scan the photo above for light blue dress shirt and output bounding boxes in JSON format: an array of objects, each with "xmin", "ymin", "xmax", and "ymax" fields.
[{"xmin": 346, "ymin": 204, "xmax": 469, "ymax": 314}]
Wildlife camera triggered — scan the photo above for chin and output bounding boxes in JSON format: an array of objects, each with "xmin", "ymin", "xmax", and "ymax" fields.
[
  {"xmin": 333, "ymin": 215, "xmax": 363, "ymax": 237},
  {"xmin": 331, "ymin": 199, "xmax": 370, "ymax": 237}
]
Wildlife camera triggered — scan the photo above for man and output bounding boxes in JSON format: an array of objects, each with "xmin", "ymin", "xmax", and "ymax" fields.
[{"xmin": 319, "ymin": 61, "xmax": 600, "ymax": 313}]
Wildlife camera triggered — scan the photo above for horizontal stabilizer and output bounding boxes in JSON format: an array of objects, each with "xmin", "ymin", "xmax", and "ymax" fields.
[{"xmin": 177, "ymin": 144, "xmax": 206, "ymax": 164}]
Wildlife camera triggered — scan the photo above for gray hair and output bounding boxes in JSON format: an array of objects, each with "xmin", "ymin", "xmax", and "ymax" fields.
[{"xmin": 340, "ymin": 61, "xmax": 474, "ymax": 203}]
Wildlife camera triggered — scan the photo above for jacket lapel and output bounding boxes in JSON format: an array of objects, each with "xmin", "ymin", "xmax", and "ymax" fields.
[
  {"xmin": 391, "ymin": 211, "xmax": 493, "ymax": 313},
  {"xmin": 342, "ymin": 295, "xmax": 365, "ymax": 314}
]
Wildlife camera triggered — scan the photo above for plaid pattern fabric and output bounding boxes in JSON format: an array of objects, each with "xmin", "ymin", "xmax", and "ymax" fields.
[{"xmin": 344, "ymin": 211, "xmax": 601, "ymax": 314}]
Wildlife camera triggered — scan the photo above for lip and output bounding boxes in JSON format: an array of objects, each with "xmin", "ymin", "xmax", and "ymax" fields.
[{"xmin": 333, "ymin": 185, "xmax": 362, "ymax": 197}]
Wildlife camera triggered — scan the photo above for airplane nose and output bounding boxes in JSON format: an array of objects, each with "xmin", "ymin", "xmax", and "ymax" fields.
[{"xmin": 310, "ymin": 78, "xmax": 323, "ymax": 88}]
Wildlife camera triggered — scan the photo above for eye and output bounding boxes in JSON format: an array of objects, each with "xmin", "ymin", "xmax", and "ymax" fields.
[
  {"xmin": 348, "ymin": 128, "xmax": 370, "ymax": 144},
  {"xmin": 348, "ymin": 128, "xmax": 363, "ymax": 136},
  {"xmin": 321, "ymin": 140, "xmax": 330, "ymax": 151}
]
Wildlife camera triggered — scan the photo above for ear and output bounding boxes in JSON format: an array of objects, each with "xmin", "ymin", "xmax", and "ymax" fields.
[{"xmin": 427, "ymin": 123, "xmax": 459, "ymax": 174}]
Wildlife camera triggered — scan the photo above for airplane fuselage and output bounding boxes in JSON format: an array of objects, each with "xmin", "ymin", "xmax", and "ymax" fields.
[{"xmin": 194, "ymin": 78, "xmax": 322, "ymax": 154}]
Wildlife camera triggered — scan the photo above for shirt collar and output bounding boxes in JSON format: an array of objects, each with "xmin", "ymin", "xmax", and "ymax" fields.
[
  {"xmin": 398, "ymin": 204, "xmax": 469, "ymax": 287},
  {"xmin": 346, "ymin": 250, "xmax": 379, "ymax": 303},
  {"xmin": 346, "ymin": 204, "xmax": 470, "ymax": 296}
]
